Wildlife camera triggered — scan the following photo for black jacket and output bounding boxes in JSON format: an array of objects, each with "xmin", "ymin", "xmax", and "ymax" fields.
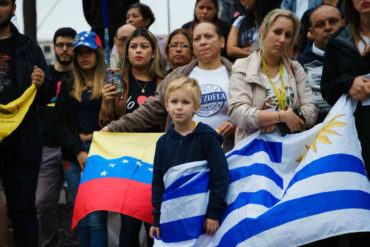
[
  {"xmin": 152, "ymin": 122, "xmax": 229, "ymax": 226},
  {"xmin": 82, "ymin": 0, "xmax": 139, "ymax": 49},
  {"xmin": 321, "ymin": 24, "xmax": 370, "ymax": 172},
  {"xmin": 0, "ymin": 23, "xmax": 53, "ymax": 161},
  {"xmin": 55, "ymin": 73, "xmax": 102, "ymax": 162}
]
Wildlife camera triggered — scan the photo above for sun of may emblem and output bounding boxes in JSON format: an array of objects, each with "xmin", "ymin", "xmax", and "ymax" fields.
[{"xmin": 297, "ymin": 114, "xmax": 346, "ymax": 162}]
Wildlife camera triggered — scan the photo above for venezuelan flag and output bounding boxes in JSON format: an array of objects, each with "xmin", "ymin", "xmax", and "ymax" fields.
[{"xmin": 72, "ymin": 131, "xmax": 163, "ymax": 230}]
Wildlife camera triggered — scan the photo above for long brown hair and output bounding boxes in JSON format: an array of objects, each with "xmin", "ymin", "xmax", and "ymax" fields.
[
  {"xmin": 344, "ymin": 0, "xmax": 368, "ymax": 54},
  {"xmin": 120, "ymin": 28, "xmax": 165, "ymax": 79},
  {"xmin": 71, "ymin": 48, "xmax": 106, "ymax": 102}
]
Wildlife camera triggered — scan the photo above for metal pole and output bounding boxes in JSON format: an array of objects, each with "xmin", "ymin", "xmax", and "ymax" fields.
[{"xmin": 167, "ymin": 0, "xmax": 171, "ymax": 35}]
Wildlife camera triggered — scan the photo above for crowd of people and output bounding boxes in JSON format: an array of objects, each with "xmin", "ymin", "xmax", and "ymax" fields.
[{"xmin": 0, "ymin": 0, "xmax": 369, "ymax": 247}]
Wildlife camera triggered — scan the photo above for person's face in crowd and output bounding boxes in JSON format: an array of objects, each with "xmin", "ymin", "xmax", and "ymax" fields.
[
  {"xmin": 352, "ymin": 0, "xmax": 370, "ymax": 15},
  {"xmin": 195, "ymin": 0, "xmax": 218, "ymax": 22},
  {"xmin": 165, "ymin": 88, "xmax": 200, "ymax": 127},
  {"xmin": 128, "ymin": 35, "xmax": 153, "ymax": 70},
  {"xmin": 260, "ymin": 17, "xmax": 294, "ymax": 58},
  {"xmin": 54, "ymin": 36, "xmax": 74, "ymax": 66},
  {"xmin": 309, "ymin": 6, "xmax": 343, "ymax": 51},
  {"xmin": 240, "ymin": 0, "xmax": 255, "ymax": 11},
  {"xmin": 114, "ymin": 25, "xmax": 136, "ymax": 57},
  {"xmin": 0, "ymin": 0, "xmax": 15, "ymax": 30},
  {"xmin": 126, "ymin": 7, "xmax": 149, "ymax": 29},
  {"xmin": 75, "ymin": 46, "xmax": 97, "ymax": 72},
  {"xmin": 167, "ymin": 34, "xmax": 193, "ymax": 70},
  {"xmin": 192, "ymin": 22, "xmax": 224, "ymax": 64}
]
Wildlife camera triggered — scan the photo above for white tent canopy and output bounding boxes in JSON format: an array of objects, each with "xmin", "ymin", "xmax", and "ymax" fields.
[{"xmin": 15, "ymin": 0, "xmax": 196, "ymax": 42}]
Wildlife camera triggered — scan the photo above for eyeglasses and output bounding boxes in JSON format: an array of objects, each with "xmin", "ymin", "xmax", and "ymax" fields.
[
  {"xmin": 55, "ymin": 42, "xmax": 74, "ymax": 49},
  {"xmin": 169, "ymin": 42, "xmax": 191, "ymax": 49}
]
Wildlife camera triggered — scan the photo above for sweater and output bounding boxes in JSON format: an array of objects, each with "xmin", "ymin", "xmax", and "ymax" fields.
[{"xmin": 151, "ymin": 122, "xmax": 229, "ymax": 226}]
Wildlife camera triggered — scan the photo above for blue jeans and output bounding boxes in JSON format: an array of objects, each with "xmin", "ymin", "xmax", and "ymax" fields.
[{"xmin": 63, "ymin": 140, "xmax": 107, "ymax": 247}]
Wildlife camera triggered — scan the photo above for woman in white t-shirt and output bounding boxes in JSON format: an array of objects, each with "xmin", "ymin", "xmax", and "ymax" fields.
[
  {"xmin": 228, "ymin": 9, "xmax": 318, "ymax": 143},
  {"xmin": 191, "ymin": 21, "xmax": 235, "ymax": 151}
]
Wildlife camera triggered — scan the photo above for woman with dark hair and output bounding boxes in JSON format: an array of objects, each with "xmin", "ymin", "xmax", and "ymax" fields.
[
  {"xmin": 165, "ymin": 29, "xmax": 193, "ymax": 72},
  {"xmin": 181, "ymin": 0, "xmax": 231, "ymax": 58},
  {"xmin": 125, "ymin": 3, "xmax": 167, "ymax": 64},
  {"xmin": 100, "ymin": 28, "xmax": 165, "ymax": 129},
  {"xmin": 321, "ymin": 0, "xmax": 370, "ymax": 179},
  {"xmin": 226, "ymin": 0, "xmax": 279, "ymax": 59},
  {"xmin": 55, "ymin": 31, "xmax": 107, "ymax": 247},
  {"xmin": 99, "ymin": 28, "xmax": 165, "ymax": 247}
]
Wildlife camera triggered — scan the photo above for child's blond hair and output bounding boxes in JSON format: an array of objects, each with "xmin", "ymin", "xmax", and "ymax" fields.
[{"xmin": 165, "ymin": 76, "xmax": 202, "ymax": 106}]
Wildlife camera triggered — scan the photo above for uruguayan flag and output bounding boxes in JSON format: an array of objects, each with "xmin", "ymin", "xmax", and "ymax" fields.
[{"xmin": 155, "ymin": 95, "xmax": 370, "ymax": 247}]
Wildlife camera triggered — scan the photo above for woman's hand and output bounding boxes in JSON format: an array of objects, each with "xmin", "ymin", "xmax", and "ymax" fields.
[
  {"xmin": 260, "ymin": 124, "xmax": 276, "ymax": 134},
  {"xmin": 77, "ymin": 151, "xmax": 88, "ymax": 171},
  {"xmin": 349, "ymin": 76, "xmax": 370, "ymax": 101},
  {"xmin": 101, "ymin": 126, "xmax": 110, "ymax": 132},
  {"xmin": 102, "ymin": 83, "xmax": 118, "ymax": 102},
  {"xmin": 280, "ymin": 108, "xmax": 304, "ymax": 133},
  {"xmin": 149, "ymin": 226, "xmax": 161, "ymax": 239},
  {"xmin": 204, "ymin": 218, "xmax": 219, "ymax": 235},
  {"xmin": 216, "ymin": 121, "xmax": 234, "ymax": 137}
]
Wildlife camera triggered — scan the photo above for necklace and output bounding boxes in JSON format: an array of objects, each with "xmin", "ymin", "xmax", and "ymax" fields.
[{"xmin": 132, "ymin": 76, "xmax": 149, "ymax": 93}]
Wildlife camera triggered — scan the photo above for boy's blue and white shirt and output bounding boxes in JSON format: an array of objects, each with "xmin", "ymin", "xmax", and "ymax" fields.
[{"xmin": 154, "ymin": 95, "xmax": 370, "ymax": 247}]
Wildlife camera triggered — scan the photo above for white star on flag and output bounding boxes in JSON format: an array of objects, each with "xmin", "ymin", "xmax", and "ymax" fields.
[
  {"xmin": 100, "ymin": 170, "xmax": 108, "ymax": 176},
  {"xmin": 121, "ymin": 159, "xmax": 128, "ymax": 164},
  {"xmin": 148, "ymin": 168, "xmax": 153, "ymax": 172},
  {"xmin": 109, "ymin": 164, "xmax": 116, "ymax": 168},
  {"xmin": 80, "ymin": 37, "xmax": 85, "ymax": 41},
  {"xmin": 136, "ymin": 161, "xmax": 142, "ymax": 166}
]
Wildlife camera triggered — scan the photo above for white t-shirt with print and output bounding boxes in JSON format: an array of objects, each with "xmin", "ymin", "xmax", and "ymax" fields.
[
  {"xmin": 190, "ymin": 65, "xmax": 230, "ymax": 129},
  {"xmin": 260, "ymin": 66, "xmax": 294, "ymax": 110}
]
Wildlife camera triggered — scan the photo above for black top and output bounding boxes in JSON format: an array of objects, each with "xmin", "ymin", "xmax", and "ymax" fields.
[
  {"xmin": 126, "ymin": 73, "xmax": 156, "ymax": 114},
  {"xmin": 0, "ymin": 23, "xmax": 53, "ymax": 161},
  {"xmin": 0, "ymin": 36, "xmax": 17, "ymax": 105},
  {"xmin": 152, "ymin": 122, "xmax": 229, "ymax": 226},
  {"xmin": 76, "ymin": 90, "xmax": 102, "ymax": 134},
  {"xmin": 42, "ymin": 65, "xmax": 70, "ymax": 147}
]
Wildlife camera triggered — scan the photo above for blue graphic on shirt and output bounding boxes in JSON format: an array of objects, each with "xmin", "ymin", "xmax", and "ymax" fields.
[{"xmin": 197, "ymin": 84, "xmax": 226, "ymax": 117}]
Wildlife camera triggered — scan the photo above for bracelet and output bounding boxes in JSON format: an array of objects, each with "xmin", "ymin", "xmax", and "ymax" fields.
[{"xmin": 277, "ymin": 110, "xmax": 281, "ymax": 123}]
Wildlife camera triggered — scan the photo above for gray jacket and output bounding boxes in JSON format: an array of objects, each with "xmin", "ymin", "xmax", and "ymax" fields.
[{"xmin": 108, "ymin": 57, "xmax": 233, "ymax": 133}]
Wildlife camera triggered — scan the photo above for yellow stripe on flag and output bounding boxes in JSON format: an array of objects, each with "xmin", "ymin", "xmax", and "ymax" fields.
[{"xmin": 89, "ymin": 131, "xmax": 164, "ymax": 163}]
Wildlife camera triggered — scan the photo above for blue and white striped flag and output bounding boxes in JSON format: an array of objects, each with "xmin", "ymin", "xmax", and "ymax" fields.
[{"xmin": 154, "ymin": 95, "xmax": 370, "ymax": 247}]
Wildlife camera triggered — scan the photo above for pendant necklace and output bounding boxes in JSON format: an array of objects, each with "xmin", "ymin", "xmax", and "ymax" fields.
[{"xmin": 133, "ymin": 76, "xmax": 149, "ymax": 93}]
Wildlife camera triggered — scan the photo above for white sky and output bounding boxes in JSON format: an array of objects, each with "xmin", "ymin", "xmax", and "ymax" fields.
[{"xmin": 15, "ymin": 0, "xmax": 195, "ymax": 42}]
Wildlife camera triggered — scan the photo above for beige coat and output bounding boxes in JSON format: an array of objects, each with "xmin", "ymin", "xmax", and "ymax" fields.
[{"xmin": 228, "ymin": 50, "xmax": 317, "ymax": 143}]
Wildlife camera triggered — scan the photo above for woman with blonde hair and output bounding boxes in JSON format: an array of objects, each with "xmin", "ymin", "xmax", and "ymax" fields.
[
  {"xmin": 228, "ymin": 9, "xmax": 317, "ymax": 143},
  {"xmin": 55, "ymin": 31, "xmax": 107, "ymax": 246},
  {"xmin": 99, "ymin": 28, "xmax": 165, "ymax": 129}
]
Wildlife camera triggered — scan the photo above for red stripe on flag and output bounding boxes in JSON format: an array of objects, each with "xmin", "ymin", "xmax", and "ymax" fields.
[{"xmin": 72, "ymin": 177, "xmax": 153, "ymax": 230}]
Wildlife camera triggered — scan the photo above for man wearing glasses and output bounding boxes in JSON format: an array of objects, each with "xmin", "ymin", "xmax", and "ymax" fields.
[
  {"xmin": 110, "ymin": 24, "xmax": 136, "ymax": 68},
  {"xmin": 36, "ymin": 27, "xmax": 80, "ymax": 247}
]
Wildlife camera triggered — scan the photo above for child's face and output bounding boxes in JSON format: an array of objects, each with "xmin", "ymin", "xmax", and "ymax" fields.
[{"xmin": 165, "ymin": 88, "xmax": 200, "ymax": 126}]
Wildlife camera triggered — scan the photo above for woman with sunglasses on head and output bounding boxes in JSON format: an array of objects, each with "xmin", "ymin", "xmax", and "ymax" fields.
[
  {"xmin": 165, "ymin": 29, "xmax": 193, "ymax": 73},
  {"xmin": 228, "ymin": 9, "xmax": 317, "ymax": 143},
  {"xmin": 99, "ymin": 28, "xmax": 165, "ymax": 132},
  {"xmin": 55, "ymin": 31, "xmax": 107, "ymax": 247}
]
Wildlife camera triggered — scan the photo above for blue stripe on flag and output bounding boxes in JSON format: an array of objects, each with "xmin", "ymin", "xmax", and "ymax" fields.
[
  {"xmin": 160, "ymin": 215, "xmax": 205, "ymax": 243},
  {"xmin": 222, "ymin": 190, "xmax": 280, "ymax": 220},
  {"xmin": 229, "ymin": 164, "xmax": 283, "ymax": 189},
  {"xmin": 226, "ymin": 139, "xmax": 282, "ymax": 163},
  {"xmin": 80, "ymin": 155, "xmax": 153, "ymax": 185},
  {"xmin": 286, "ymin": 154, "xmax": 366, "ymax": 191},
  {"xmin": 217, "ymin": 190, "xmax": 370, "ymax": 247},
  {"xmin": 162, "ymin": 172, "xmax": 209, "ymax": 202},
  {"xmin": 164, "ymin": 172, "xmax": 198, "ymax": 195}
]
